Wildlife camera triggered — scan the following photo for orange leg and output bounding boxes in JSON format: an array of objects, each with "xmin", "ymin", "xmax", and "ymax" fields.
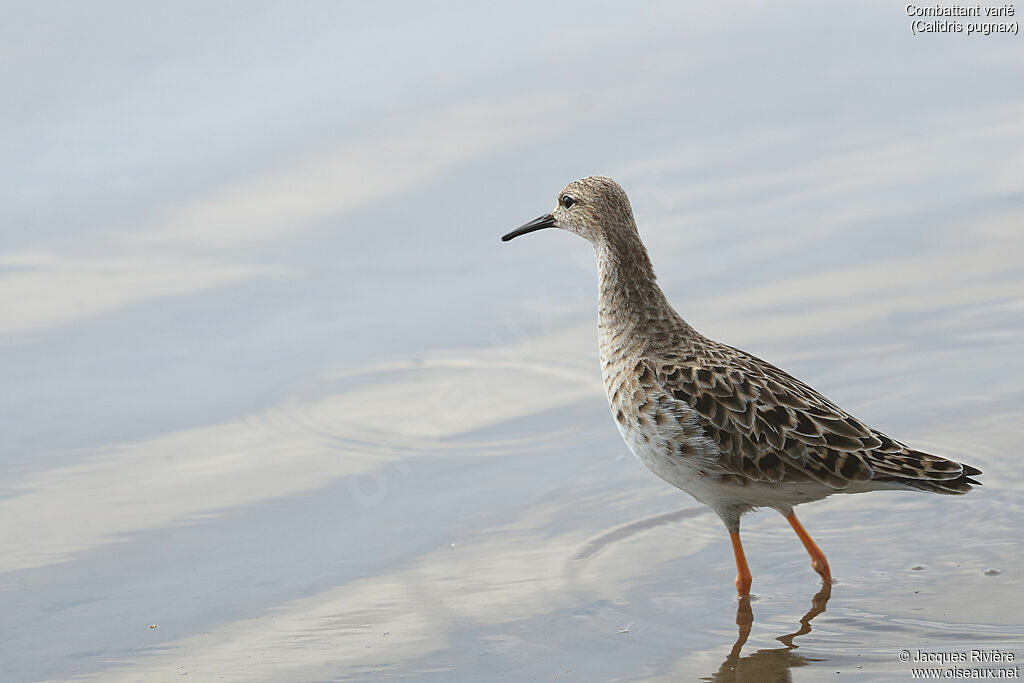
[
  {"xmin": 730, "ymin": 532, "xmax": 752, "ymax": 596},
  {"xmin": 786, "ymin": 513, "xmax": 832, "ymax": 585}
]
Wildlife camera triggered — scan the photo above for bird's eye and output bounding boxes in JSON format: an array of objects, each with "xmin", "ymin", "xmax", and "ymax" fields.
[{"xmin": 561, "ymin": 195, "xmax": 576, "ymax": 209}]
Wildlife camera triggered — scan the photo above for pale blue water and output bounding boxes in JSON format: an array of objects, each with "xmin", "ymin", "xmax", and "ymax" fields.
[{"xmin": 2, "ymin": 2, "xmax": 1023, "ymax": 681}]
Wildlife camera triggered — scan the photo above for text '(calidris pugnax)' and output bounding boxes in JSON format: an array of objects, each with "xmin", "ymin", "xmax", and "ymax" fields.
[{"xmin": 501, "ymin": 176, "xmax": 982, "ymax": 596}]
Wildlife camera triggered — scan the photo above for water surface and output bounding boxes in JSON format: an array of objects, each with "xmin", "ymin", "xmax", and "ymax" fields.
[{"xmin": 2, "ymin": 2, "xmax": 1023, "ymax": 681}]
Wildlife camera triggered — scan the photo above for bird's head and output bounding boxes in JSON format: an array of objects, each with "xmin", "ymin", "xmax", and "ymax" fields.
[{"xmin": 502, "ymin": 176, "xmax": 637, "ymax": 247}]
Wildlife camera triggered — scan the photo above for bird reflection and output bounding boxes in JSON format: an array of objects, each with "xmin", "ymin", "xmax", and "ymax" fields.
[{"xmin": 704, "ymin": 584, "xmax": 831, "ymax": 682}]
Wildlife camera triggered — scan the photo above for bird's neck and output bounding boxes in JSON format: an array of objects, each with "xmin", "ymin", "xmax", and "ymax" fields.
[{"xmin": 594, "ymin": 230, "xmax": 692, "ymax": 362}]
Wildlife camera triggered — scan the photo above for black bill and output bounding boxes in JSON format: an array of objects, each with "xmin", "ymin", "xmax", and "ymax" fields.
[{"xmin": 501, "ymin": 213, "xmax": 556, "ymax": 242}]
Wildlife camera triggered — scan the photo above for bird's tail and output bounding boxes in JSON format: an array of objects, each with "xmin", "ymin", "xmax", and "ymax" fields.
[{"xmin": 866, "ymin": 449, "xmax": 982, "ymax": 495}]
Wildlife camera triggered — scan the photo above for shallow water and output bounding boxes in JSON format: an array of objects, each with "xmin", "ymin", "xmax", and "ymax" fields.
[{"xmin": 2, "ymin": 2, "xmax": 1023, "ymax": 681}]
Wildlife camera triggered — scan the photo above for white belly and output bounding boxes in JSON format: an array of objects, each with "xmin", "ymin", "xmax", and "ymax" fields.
[{"xmin": 615, "ymin": 416, "xmax": 831, "ymax": 513}]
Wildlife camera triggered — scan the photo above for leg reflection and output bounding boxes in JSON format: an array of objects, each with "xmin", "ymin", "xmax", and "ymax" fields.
[
  {"xmin": 777, "ymin": 583, "xmax": 831, "ymax": 648},
  {"xmin": 727, "ymin": 595, "xmax": 753, "ymax": 660},
  {"xmin": 708, "ymin": 585, "xmax": 831, "ymax": 682}
]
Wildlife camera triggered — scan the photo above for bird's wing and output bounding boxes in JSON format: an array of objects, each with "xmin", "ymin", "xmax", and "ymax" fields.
[{"xmin": 644, "ymin": 343, "xmax": 980, "ymax": 492}]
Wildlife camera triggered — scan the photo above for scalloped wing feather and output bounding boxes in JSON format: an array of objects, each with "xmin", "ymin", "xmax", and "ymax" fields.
[{"xmin": 647, "ymin": 342, "xmax": 980, "ymax": 493}]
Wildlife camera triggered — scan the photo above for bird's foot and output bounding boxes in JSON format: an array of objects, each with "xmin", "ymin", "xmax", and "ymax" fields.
[
  {"xmin": 810, "ymin": 556, "xmax": 832, "ymax": 585},
  {"xmin": 735, "ymin": 571, "xmax": 752, "ymax": 596}
]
